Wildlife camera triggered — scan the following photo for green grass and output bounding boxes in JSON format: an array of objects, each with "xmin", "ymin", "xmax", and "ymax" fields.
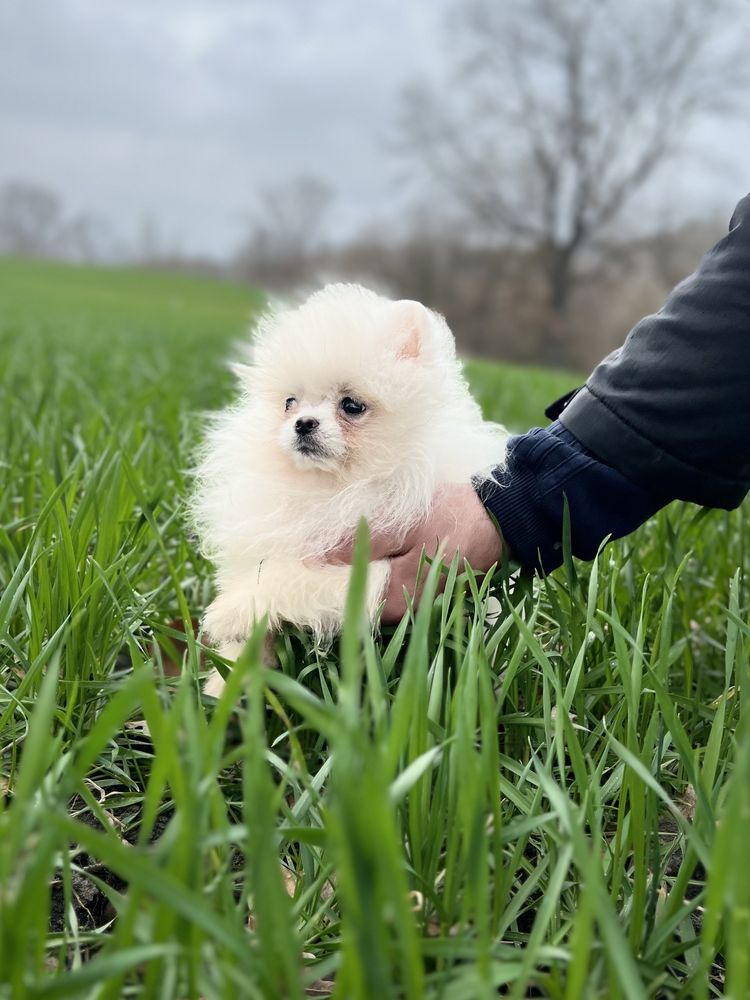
[{"xmin": 0, "ymin": 258, "xmax": 748, "ymax": 999}]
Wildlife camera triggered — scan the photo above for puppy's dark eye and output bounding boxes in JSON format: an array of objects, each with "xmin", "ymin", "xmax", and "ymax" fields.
[
  {"xmin": 341, "ymin": 396, "xmax": 366, "ymax": 416},
  {"xmin": 284, "ymin": 396, "xmax": 296, "ymax": 411}
]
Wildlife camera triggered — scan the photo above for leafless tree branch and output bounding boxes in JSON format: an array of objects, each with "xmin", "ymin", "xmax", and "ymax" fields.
[{"xmin": 394, "ymin": 0, "xmax": 750, "ymax": 362}]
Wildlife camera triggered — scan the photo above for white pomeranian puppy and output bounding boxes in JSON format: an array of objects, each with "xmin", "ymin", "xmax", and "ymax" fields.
[{"xmin": 191, "ymin": 283, "xmax": 508, "ymax": 696}]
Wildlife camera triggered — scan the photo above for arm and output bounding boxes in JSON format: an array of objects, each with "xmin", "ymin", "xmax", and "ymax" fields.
[
  {"xmin": 327, "ymin": 435, "xmax": 659, "ymax": 621},
  {"xmin": 479, "ymin": 193, "xmax": 750, "ymax": 574},
  {"xmin": 556, "ymin": 193, "xmax": 750, "ymax": 509},
  {"xmin": 476, "ymin": 421, "xmax": 665, "ymax": 574},
  {"xmin": 336, "ymin": 420, "xmax": 664, "ymax": 625}
]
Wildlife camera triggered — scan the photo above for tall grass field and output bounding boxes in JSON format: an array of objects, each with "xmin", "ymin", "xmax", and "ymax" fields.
[{"xmin": 1, "ymin": 259, "xmax": 748, "ymax": 999}]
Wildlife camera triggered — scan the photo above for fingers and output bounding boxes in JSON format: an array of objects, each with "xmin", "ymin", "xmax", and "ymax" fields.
[
  {"xmin": 381, "ymin": 553, "xmax": 414, "ymax": 623},
  {"xmin": 319, "ymin": 538, "xmax": 356, "ymax": 565},
  {"xmin": 323, "ymin": 524, "xmax": 417, "ymax": 565},
  {"xmin": 380, "ymin": 544, "xmax": 449, "ymax": 624},
  {"xmin": 368, "ymin": 530, "xmax": 416, "ymax": 562}
]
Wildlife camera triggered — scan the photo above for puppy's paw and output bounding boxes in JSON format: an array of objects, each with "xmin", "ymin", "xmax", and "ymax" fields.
[
  {"xmin": 202, "ymin": 590, "xmax": 252, "ymax": 647},
  {"xmin": 366, "ymin": 559, "xmax": 391, "ymax": 621},
  {"xmin": 201, "ymin": 639, "xmax": 243, "ymax": 701},
  {"xmin": 202, "ymin": 633, "xmax": 277, "ymax": 701},
  {"xmin": 203, "ymin": 667, "xmax": 228, "ymax": 700}
]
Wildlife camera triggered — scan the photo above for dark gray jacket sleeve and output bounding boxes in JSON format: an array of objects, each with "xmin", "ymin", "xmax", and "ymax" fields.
[{"xmin": 554, "ymin": 193, "xmax": 750, "ymax": 510}]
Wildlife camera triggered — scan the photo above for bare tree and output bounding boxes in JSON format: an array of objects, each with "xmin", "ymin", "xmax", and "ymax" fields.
[
  {"xmin": 0, "ymin": 180, "xmax": 125, "ymax": 264},
  {"xmin": 233, "ymin": 175, "xmax": 334, "ymax": 287},
  {"xmin": 396, "ymin": 0, "xmax": 750, "ymax": 364},
  {"xmin": 59, "ymin": 212, "xmax": 121, "ymax": 264},
  {"xmin": 0, "ymin": 180, "xmax": 63, "ymax": 258}
]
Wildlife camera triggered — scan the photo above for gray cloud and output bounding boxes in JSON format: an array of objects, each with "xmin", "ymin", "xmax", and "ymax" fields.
[
  {"xmin": 1, "ymin": 1, "xmax": 748, "ymax": 257},
  {"xmin": 0, "ymin": 1, "xmax": 451, "ymax": 253}
]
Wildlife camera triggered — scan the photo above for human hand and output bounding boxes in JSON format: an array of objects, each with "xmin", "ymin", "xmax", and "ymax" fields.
[{"xmin": 325, "ymin": 484, "xmax": 503, "ymax": 623}]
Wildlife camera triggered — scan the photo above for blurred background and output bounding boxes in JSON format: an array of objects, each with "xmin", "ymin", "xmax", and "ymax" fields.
[{"xmin": 2, "ymin": 0, "xmax": 749, "ymax": 371}]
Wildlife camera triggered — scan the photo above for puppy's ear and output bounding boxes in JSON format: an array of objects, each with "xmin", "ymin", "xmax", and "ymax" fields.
[{"xmin": 391, "ymin": 300, "xmax": 431, "ymax": 360}]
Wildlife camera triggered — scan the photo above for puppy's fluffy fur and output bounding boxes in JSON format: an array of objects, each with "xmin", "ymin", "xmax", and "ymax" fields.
[{"xmin": 191, "ymin": 283, "xmax": 508, "ymax": 695}]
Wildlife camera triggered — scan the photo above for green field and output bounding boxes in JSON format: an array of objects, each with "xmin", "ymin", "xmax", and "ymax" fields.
[{"xmin": 0, "ymin": 259, "xmax": 748, "ymax": 998}]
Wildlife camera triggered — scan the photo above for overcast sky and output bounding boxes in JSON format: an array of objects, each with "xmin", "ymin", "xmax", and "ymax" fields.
[{"xmin": 2, "ymin": 0, "xmax": 748, "ymax": 258}]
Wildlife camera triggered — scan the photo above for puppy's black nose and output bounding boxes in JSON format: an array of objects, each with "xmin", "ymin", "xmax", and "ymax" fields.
[{"xmin": 295, "ymin": 417, "xmax": 319, "ymax": 436}]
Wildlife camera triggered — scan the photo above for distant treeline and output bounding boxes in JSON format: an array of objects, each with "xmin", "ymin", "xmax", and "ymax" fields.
[{"xmin": 0, "ymin": 178, "xmax": 723, "ymax": 370}]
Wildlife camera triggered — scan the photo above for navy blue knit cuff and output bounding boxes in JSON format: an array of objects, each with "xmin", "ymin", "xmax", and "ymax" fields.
[
  {"xmin": 475, "ymin": 465, "xmax": 551, "ymax": 572},
  {"xmin": 475, "ymin": 421, "xmax": 664, "ymax": 574}
]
